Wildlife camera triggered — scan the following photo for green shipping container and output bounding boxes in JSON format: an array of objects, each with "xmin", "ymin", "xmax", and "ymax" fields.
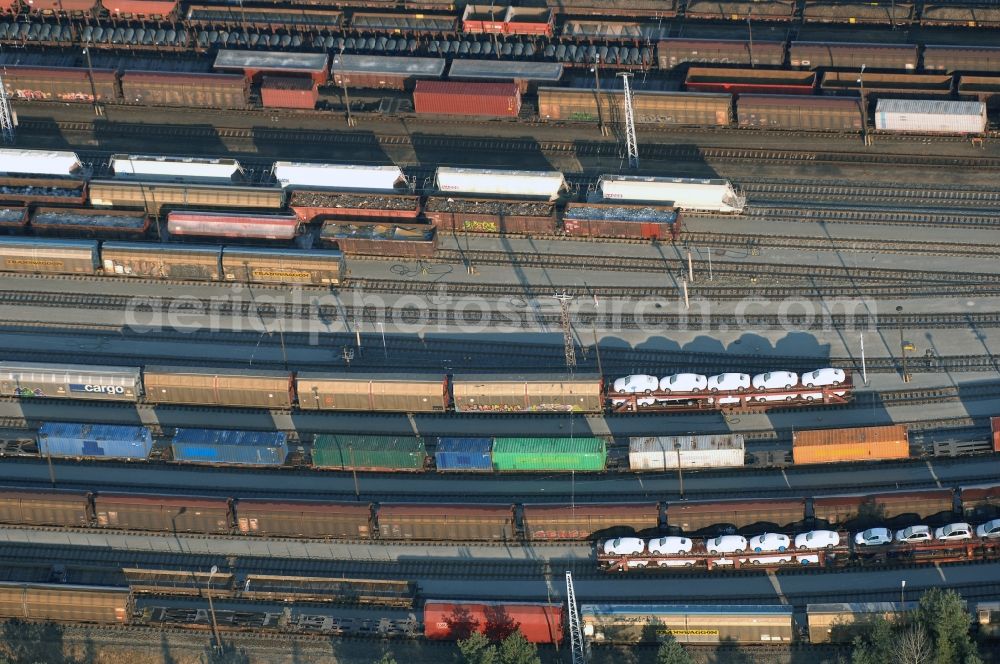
[
  {"xmin": 313, "ymin": 435, "xmax": 428, "ymax": 471},
  {"xmin": 491, "ymin": 437, "xmax": 607, "ymax": 472}
]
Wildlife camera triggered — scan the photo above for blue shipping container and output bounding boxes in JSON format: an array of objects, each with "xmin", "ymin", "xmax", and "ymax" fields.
[
  {"xmin": 171, "ymin": 428, "xmax": 288, "ymax": 466},
  {"xmin": 38, "ymin": 422, "xmax": 153, "ymax": 460},
  {"xmin": 435, "ymin": 437, "xmax": 493, "ymax": 472}
]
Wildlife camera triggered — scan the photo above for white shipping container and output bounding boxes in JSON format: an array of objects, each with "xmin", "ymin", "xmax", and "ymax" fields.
[
  {"xmin": 597, "ymin": 175, "xmax": 746, "ymax": 213},
  {"xmin": 111, "ymin": 154, "xmax": 243, "ymax": 182},
  {"xmin": 875, "ymin": 99, "xmax": 986, "ymax": 134},
  {"xmin": 273, "ymin": 162, "xmax": 405, "ymax": 191},
  {"xmin": 435, "ymin": 167, "xmax": 566, "ymax": 200},
  {"xmin": 628, "ymin": 434, "xmax": 745, "ymax": 470},
  {"xmin": 0, "ymin": 149, "xmax": 81, "ymax": 176}
]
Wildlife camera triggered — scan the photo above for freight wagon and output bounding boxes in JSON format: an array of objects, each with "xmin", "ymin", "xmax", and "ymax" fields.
[
  {"xmin": 88, "ymin": 180, "xmax": 284, "ymax": 215},
  {"xmin": 424, "ymin": 197, "xmax": 557, "ymax": 235},
  {"xmin": 582, "ymin": 604, "xmax": 795, "ymax": 644},
  {"xmin": 166, "ymin": 211, "xmax": 301, "ymax": 241},
  {"xmin": 30, "ymin": 207, "xmax": 150, "ymax": 239},
  {"xmin": 0, "ymin": 583, "xmax": 130, "ymax": 625},
  {"xmin": 288, "ymin": 190, "xmax": 421, "ymax": 222},
  {"xmin": 595, "ymin": 176, "xmax": 746, "ymax": 214},
  {"xmin": 319, "ymin": 220, "xmax": 437, "ymax": 258},
  {"xmin": 424, "ymin": 601, "xmax": 563, "ymax": 643}
]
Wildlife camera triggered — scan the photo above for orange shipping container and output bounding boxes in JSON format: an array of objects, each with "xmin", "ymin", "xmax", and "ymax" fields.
[
  {"xmin": 793, "ymin": 425, "xmax": 909, "ymax": 465},
  {"xmin": 992, "ymin": 417, "xmax": 1000, "ymax": 452}
]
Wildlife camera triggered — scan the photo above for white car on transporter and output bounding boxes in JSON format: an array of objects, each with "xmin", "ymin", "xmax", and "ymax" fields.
[
  {"xmin": 795, "ymin": 530, "xmax": 841, "ymax": 550},
  {"xmin": 611, "ymin": 374, "xmax": 658, "ymax": 407},
  {"xmin": 658, "ymin": 373, "xmax": 708, "ymax": 394},
  {"xmin": 799, "ymin": 367, "xmax": 848, "ymax": 401},
  {"xmin": 751, "ymin": 371, "xmax": 800, "ymax": 402}
]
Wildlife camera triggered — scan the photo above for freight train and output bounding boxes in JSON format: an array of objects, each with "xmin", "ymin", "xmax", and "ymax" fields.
[
  {"xmin": 1, "ymin": 578, "xmax": 997, "ymax": 649},
  {"xmin": 0, "ymin": 360, "xmax": 854, "ymax": 415},
  {"xmin": 2, "ymin": 33, "xmax": 999, "ymax": 133},
  {"xmin": 28, "ymin": 422, "xmax": 926, "ymax": 474},
  {"xmin": 2, "ymin": 0, "xmax": 999, "ymax": 29},
  {"xmin": 1, "ymin": 483, "xmax": 997, "ymax": 543}
]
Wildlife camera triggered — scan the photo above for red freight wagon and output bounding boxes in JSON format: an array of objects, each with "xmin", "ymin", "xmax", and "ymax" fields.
[
  {"xmin": 424, "ymin": 601, "xmax": 563, "ymax": 644},
  {"xmin": 167, "ymin": 211, "xmax": 300, "ymax": 240},
  {"xmin": 0, "ymin": 177, "xmax": 87, "ymax": 206},
  {"xmin": 993, "ymin": 417, "xmax": 1000, "ymax": 452},
  {"xmin": 1, "ymin": 66, "xmax": 117, "ymax": 103},
  {"xmin": 100, "ymin": 0, "xmax": 177, "ymax": 17},
  {"xmin": 504, "ymin": 7, "xmax": 553, "ymax": 35},
  {"xmin": 413, "ymin": 81, "xmax": 521, "ymax": 117},
  {"xmin": 260, "ymin": 76, "xmax": 318, "ymax": 110},
  {"xmin": 26, "ymin": 0, "xmax": 95, "ymax": 12},
  {"xmin": 685, "ymin": 67, "xmax": 817, "ymax": 95}
]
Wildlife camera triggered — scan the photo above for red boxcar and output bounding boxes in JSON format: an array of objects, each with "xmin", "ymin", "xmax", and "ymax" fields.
[
  {"xmin": 993, "ymin": 417, "xmax": 1000, "ymax": 452},
  {"xmin": 100, "ymin": 0, "xmax": 177, "ymax": 17},
  {"xmin": 413, "ymin": 81, "xmax": 521, "ymax": 117},
  {"xmin": 261, "ymin": 76, "xmax": 318, "ymax": 110},
  {"xmin": 424, "ymin": 601, "xmax": 563, "ymax": 644},
  {"xmin": 1, "ymin": 66, "xmax": 118, "ymax": 103},
  {"xmin": 167, "ymin": 211, "xmax": 300, "ymax": 240}
]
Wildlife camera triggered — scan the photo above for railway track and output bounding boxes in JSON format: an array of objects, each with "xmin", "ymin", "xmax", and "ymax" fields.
[
  {"xmin": 427, "ymin": 249, "xmax": 998, "ymax": 283},
  {"xmin": 35, "ymin": 120, "xmax": 1000, "ymax": 171},
  {"xmin": 744, "ymin": 204, "xmax": 1000, "ymax": 227}
]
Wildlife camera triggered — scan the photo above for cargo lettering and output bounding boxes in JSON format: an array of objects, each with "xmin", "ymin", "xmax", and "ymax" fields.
[
  {"xmin": 8, "ymin": 259, "xmax": 63, "ymax": 267},
  {"xmin": 69, "ymin": 383, "xmax": 126, "ymax": 395},
  {"xmin": 661, "ymin": 629, "xmax": 720, "ymax": 636},
  {"xmin": 254, "ymin": 270, "xmax": 311, "ymax": 279},
  {"xmin": 461, "ymin": 220, "xmax": 499, "ymax": 233}
]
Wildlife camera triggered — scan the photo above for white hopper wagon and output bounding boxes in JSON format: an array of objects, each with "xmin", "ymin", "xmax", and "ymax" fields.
[
  {"xmin": 0, "ymin": 149, "xmax": 81, "ymax": 177},
  {"xmin": 111, "ymin": 154, "xmax": 243, "ymax": 183},
  {"xmin": 273, "ymin": 162, "xmax": 406, "ymax": 191},
  {"xmin": 597, "ymin": 175, "xmax": 746, "ymax": 213},
  {"xmin": 435, "ymin": 167, "xmax": 567, "ymax": 201}
]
